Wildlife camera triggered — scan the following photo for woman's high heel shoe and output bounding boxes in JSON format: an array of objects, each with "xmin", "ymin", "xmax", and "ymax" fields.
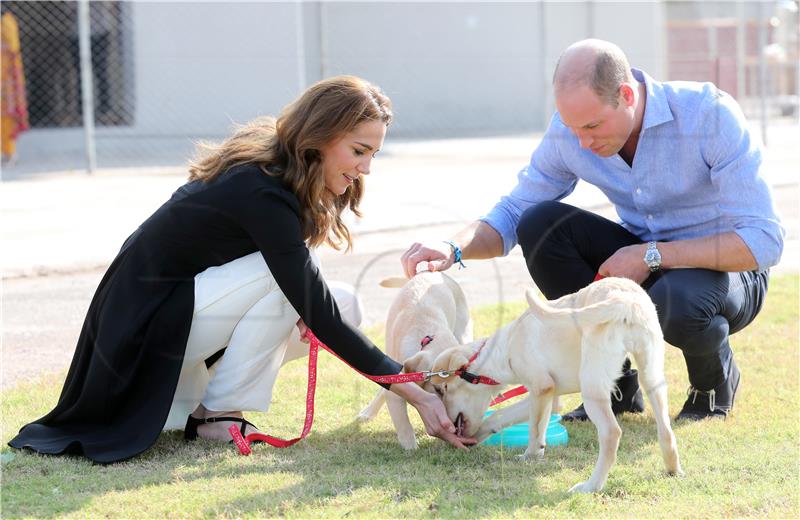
[{"xmin": 184, "ymin": 414, "xmax": 260, "ymax": 441}]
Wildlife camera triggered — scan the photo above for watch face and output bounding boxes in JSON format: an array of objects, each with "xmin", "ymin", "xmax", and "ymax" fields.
[{"xmin": 644, "ymin": 247, "xmax": 661, "ymax": 268}]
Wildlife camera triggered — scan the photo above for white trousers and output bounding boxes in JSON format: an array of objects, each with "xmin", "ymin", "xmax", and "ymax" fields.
[{"xmin": 164, "ymin": 251, "xmax": 363, "ymax": 430}]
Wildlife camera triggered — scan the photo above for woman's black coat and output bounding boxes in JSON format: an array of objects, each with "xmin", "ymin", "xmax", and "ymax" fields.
[{"xmin": 9, "ymin": 165, "xmax": 401, "ymax": 463}]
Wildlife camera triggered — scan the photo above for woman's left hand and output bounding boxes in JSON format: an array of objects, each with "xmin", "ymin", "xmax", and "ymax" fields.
[{"xmin": 391, "ymin": 382, "xmax": 477, "ymax": 450}]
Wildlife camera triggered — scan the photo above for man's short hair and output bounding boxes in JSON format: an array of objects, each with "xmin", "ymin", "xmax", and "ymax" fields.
[
  {"xmin": 592, "ymin": 49, "xmax": 631, "ymax": 107},
  {"xmin": 554, "ymin": 41, "xmax": 633, "ymax": 108}
]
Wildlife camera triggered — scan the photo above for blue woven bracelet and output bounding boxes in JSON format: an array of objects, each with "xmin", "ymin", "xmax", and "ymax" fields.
[{"xmin": 443, "ymin": 240, "xmax": 466, "ymax": 270}]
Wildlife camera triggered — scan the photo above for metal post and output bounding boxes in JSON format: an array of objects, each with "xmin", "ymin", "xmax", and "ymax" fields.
[
  {"xmin": 796, "ymin": 3, "xmax": 800, "ymax": 125},
  {"xmin": 319, "ymin": 1, "xmax": 328, "ymax": 79},
  {"xmin": 539, "ymin": 0, "xmax": 549, "ymax": 130},
  {"xmin": 736, "ymin": 0, "xmax": 746, "ymax": 102},
  {"xmin": 295, "ymin": 0, "xmax": 306, "ymax": 90},
  {"xmin": 78, "ymin": 0, "xmax": 96, "ymax": 173},
  {"xmin": 709, "ymin": 23, "xmax": 719, "ymax": 86},
  {"xmin": 758, "ymin": 0, "xmax": 769, "ymax": 147}
]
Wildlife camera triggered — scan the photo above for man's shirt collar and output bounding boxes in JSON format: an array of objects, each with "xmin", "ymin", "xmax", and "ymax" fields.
[{"xmin": 633, "ymin": 68, "xmax": 674, "ymax": 131}]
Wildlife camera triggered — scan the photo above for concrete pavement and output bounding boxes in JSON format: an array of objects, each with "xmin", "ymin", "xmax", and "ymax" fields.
[{"xmin": 3, "ymin": 122, "xmax": 798, "ymax": 278}]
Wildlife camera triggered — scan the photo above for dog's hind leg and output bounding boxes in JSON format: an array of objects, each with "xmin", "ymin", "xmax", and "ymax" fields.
[
  {"xmin": 570, "ymin": 337, "xmax": 622, "ymax": 493},
  {"xmin": 356, "ymin": 389, "xmax": 386, "ymax": 422},
  {"xmin": 386, "ymin": 391, "xmax": 418, "ymax": 450},
  {"xmin": 570, "ymin": 397, "xmax": 620, "ymax": 493},
  {"xmin": 631, "ymin": 341, "xmax": 683, "ymax": 477}
]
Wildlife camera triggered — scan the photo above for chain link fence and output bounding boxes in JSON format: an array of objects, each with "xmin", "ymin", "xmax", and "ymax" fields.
[
  {"xmin": 3, "ymin": 0, "xmax": 145, "ymax": 172},
  {"xmin": 5, "ymin": 1, "xmax": 133, "ymax": 129}
]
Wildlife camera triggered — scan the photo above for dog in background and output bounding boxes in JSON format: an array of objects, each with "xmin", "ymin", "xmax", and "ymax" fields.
[
  {"xmin": 357, "ymin": 271, "xmax": 472, "ymax": 449},
  {"xmin": 415, "ymin": 277, "xmax": 682, "ymax": 492}
]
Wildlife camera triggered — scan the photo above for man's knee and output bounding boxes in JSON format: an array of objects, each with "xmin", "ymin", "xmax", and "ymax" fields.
[
  {"xmin": 649, "ymin": 275, "xmax": 729, "ymax": 356},
  {"xmin": 515, "ymin": 201, "xmax": 571, "ymax": 254}
]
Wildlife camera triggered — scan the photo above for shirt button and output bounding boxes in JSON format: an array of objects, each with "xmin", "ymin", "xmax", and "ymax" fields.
[
  {"xmin": 647, "ymin": 214, "xmax": 653, "ymax": 220},
  {"xmin": 636, "ymin": 188, "xmax": 642, "ymax": 195}
]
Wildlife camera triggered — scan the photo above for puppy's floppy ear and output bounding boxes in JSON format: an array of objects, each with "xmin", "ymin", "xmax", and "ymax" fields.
[
  {"xmin": 379, "ymin": 277, "xmax": 408, "ymax": 288},
  {"xmin": 446, "ymin": 348, "xmax": 471, "ymax": 372},
  {"xmin": 427, "ymin": 347, "xmax": 472, "ymax": 384},
  {"xmin": 403, "ymin": 350, "xmax": 434, "ymax": 374}
]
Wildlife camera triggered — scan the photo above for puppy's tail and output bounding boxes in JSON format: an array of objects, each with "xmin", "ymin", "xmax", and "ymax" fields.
[
  {"xmin": 379, "ymin": 276, "xmax": 408, "ymax": 288},
  {"xmin": 525, "ymin": 287, "xmax": 642, "ymax": 329}
]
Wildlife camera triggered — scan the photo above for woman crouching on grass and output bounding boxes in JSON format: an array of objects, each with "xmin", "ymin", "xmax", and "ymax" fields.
[{"xmin": 9, "ymin": 76, "xmax": 474, "ymax": 463}]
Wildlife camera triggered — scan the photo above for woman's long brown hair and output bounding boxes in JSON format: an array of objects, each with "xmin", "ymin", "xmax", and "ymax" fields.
[{"xmin": 187, "ymin": 76, "xmax": 392, "ymax": 251}]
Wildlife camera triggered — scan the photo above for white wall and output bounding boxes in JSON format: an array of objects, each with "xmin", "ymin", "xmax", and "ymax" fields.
[
  {"xmin": 126, "ymin": 1, "xmax": 666, "ymax": 138},
  {"xmin": 319, "ymin": 2, "xmax": 546, "ymax": 136},
  {"xmin": 131, "ymin": 1, "xmax": 303, "ymax": 135}
]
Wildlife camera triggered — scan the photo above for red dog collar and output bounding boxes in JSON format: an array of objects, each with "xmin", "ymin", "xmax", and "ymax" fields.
[{"xmin": 455, "ymin": 340, "xmax": 500, "ymax": 385}]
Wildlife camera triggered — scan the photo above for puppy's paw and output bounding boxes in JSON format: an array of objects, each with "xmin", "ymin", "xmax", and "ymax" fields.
[
  {"xmin": 356, "ymin": 411, "xmax": 375, "ymax": 423},
  {"xmin": 522, "ymin": 446, "xmax": 546, "ymax": 460},
  {"xmin": 569, "ymin": 480, "xmax": 602, "ymax": 493},
  {"xmin": 398, "ymin": 435, "xmax": 419, "ymax": 451},
  {"xmin": 568, "ymin": 481, "xmax": 600, "ymax": 494},
  {"xmin": 516, "ymin": 450, "xmax": 544, "ymax": 463},
  {"xmin": 667, "ymin": 467, "xmax": 686, "ymax": 478}
]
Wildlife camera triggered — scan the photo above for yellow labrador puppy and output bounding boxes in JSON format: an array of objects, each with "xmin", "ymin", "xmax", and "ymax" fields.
[
  {"xmin": 417, "ymin": 277, "xmax": 682, "ymax": 493},
  {"xmin": 356, "ymin": 271, "xmax": 473, "ymax": 449}
]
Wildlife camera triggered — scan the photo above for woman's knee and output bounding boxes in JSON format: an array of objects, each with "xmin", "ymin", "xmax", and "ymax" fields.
[
  {"xmin": 194, "ymin": 253, "xmax": 278, "ymax": 314},
  {"xmin": 328, "ymin": 281, "xmax": 364, "ymax": 329}
]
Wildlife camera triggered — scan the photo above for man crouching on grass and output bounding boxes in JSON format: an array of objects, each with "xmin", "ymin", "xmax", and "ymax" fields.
[{"xmin": 401, "ymin": 38, "xmax": 784, "ymax": 422}]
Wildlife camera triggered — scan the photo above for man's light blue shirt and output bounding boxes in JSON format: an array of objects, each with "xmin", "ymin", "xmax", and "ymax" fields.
[{"xmin": 481, "ymin": 69, "xmax": 784, "ymax": 270}]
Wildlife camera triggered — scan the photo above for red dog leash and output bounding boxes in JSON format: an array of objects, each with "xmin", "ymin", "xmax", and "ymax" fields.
[{"xmin": 229, "ymin": 330, "xmax": 450, "ymax": 454}]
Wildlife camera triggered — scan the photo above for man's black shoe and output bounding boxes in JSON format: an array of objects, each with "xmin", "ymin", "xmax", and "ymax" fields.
[
  {"xmin": 676, "ymin": 357, "xmax": 740, "ymax": 421},
  {"xmin": 562, "ymin": 368, "xmax": 645, "ymax": 422}
]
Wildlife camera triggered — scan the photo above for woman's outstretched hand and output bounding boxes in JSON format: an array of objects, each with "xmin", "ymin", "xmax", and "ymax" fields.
[{"xmin": 390, "ymin": 382, "xmax": 477, "ymax": 450}]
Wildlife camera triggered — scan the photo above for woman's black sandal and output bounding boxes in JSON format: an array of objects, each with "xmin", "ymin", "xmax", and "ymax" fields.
[{"xmin": 184, "ymin": 414, "xmax": 261, "ymax": 442}]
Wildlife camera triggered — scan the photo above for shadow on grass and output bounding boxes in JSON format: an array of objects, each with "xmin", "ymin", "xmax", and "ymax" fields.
[{"xmin": 204, "ymin": 412, "xmax": 687, "ymax": 515}]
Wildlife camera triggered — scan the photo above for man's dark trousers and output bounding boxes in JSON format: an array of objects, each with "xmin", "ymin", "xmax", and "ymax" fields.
[{"xmin": 515, "ymin": 201, "xmax": 769, "ymax": 391}]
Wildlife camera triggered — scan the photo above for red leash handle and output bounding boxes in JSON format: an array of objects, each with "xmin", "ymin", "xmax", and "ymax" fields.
[{"xmin": 230, "ymin": 332, "xmax": 321, "ymax": 452}]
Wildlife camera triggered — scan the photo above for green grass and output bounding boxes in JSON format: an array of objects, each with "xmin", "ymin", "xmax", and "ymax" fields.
[{"xmin": 2, "ymin": 275, "xmax": 798, "ymax": 519}]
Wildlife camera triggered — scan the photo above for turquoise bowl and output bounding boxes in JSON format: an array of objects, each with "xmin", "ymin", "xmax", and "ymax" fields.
[{"xmin": 481, "ymin": 412, "xmax": 569, "ymax": 448}]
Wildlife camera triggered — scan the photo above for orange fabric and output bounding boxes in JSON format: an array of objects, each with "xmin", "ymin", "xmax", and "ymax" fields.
[{"xmin": 1, "ymin": 12, "xmax": 29, "ymax": 156}]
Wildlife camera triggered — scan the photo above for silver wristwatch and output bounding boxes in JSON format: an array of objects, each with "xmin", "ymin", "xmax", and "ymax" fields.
[{"xmin": 643, "ymin": 241, "xmax": 662, "ymax": 272}]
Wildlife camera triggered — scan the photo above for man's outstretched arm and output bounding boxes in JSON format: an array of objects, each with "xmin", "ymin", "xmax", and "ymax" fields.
[{"xmin": 400, "ymin": 221, "xmax": 504, "ymax": 278}]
